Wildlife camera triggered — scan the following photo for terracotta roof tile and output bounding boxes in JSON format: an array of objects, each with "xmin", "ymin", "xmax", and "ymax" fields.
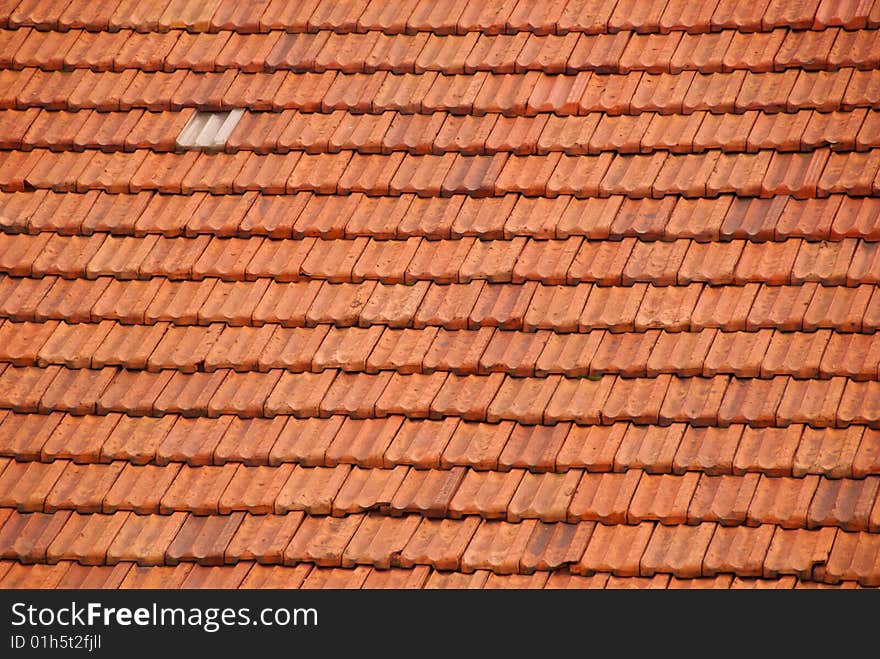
[
  {"xmin": 390, "ymin": 466, "xmax": 465, "ymax": 517},
  {"xmin": 575, "ymin": 521, "xmax": 651, "ymax": 577},
  {"xmin": 671, "ymin": 32, "xmax": 734, "ymax": 74},
  {"xmin": 165, "ymin": 512, "xmax": 244, "ymax": 566},
  {"xmin": 598, "ymin": 114, "xmax": 657, "ymax": 155},
  {"xmin": 793, "ymin": 69, "xmax": 854, "ymax": 112},
  {"xmin": 718, "ymin": 376, "xmax": 789, "ymax": 427},
  {"xmin": 105, "ymin": 511, "xmax": 186, "ymax": 566},
  {"xmin": 238, "ymin": 563, "xmax": 311, "ymax": 589},
  {"xmin": 607, "ymin": 0, "xmax": 668, "ymax": 33},
  {"xmin": 825, "ymin": 530, "xmax": 880, "ymax": 586},
  {"xmin": 650, "ymin": 330, "xmax": 717, "ymax": 377},
  {"xmin": 806, "ymin": 476, "xmax": 879, "ymax": 532},
  {"xmin": 605, "ymin": 574, "xmax": 672, "ymax": 588},
  {"xmin": 103, "ymin": 462, "xmax": 179, "ymax": 514},
  {"xmin": 267, "ymin": 416, "xmax": 343, "ymax": 466},
  {"xmin": 744, "ymin": 473, "xmax": 819, "ymax": 529},
  {"xmin": 522, "ymin": 284, "xmax": 590, "ymax": 333},
  {"xmin": 46, "ymin": 511, "xmax": 129, "ymax": 565},
  {"xmin": 331, "ymin": 465, "xmax": 406, "ymax": 515},
  {"xmin": 275, "ymin": 464, "xmax": 349, "ymax": 514},
  {"xmin": 0, "ymin": 320, "xmax": 57, "ymax": 366},
  {"xmin": 435, "ymin": 419, "xmax": 508, "ymax": 470},
  {"xmin": 544, "ymin": 375, "xmax": 614, "ymax": 425},
  {"xmin": 461, "ymin": 518, "xmax": 588, "ymax": 574},
  {"xmin": 722, "ymin": 29, "xmax": 784, "ymax": 73},
  {"xmin": 578, "ymin": 282, "xmax": 644, "ymax": 331},
  {"xmin": 374, "ymin": 371, "xmax": 444, "ymax": 418},
  {"xmin": 640, "ymin": 522, "xmax": 715, "ymax": 578},
  {"xmin": 462, "ymin": 34, "xmax": 523, "ymax": 74},
  {"xmin": 42, "ymin": 461, "xmax": 122, "ymax": 514},
  {"xmin": 153, "ymin": 370, "xmax": 228, "ymax": 418},
  {"xmin": 688, "ymin": 471, "xmax": 761, "ymax": 525},
  {"xmin": 743, "ymin": 283, "xmax": 812, "ymax": 331},
  {"xmin": 760, "ymin": 525, "xmax": 836, "ymax": 579},
  {"xmin": 486, "ymin": 374, "xmax": 561, "ymax": 424},
  {"xmin": 5, "ymin": 4, "xmax": 880, "ymax": 592},
  {"xmin": 0, "ymin": 509, "xmax": 68, "ymax": 563},
  {"xmin": 17, "ymin": 70, "xmax": 87, "ymax": 111},
  {"xmin": 492, "ymin": 421, "xmax": 565, "ymax": 472},
  {"xmin": 226, "ymin": 511, "xmax": 304, "ymax": 565},
  {"xmin": 616, "ymin": 423, "xmax": 686, "ymax": 474},
  {"xmin": 703, "ymin": 524, "xmax": 774, "ymax": 577},
  {"xmin": 553, "ymin": 0, "xmax": 615, "ymax": 34},
  {"xmin": 506, "ymin": 469, "xmax": 581, "ymax": 521},
  {"xmin": 658, "ymin": 375, "xmax": 729, "ymax": 426},
  {"xmin": 455, "ymin": 0, "xmax": 518, "ymax": 35},
  {"xmin": 820, "ymin": 333, "xmax": 880, "ymax": 381},
  {"xmin": 568, "ymin": 470, "xmax": 640, "ymax": 523},
  {"xmin": 325, "ymin": 416, "xmax": 404, "ymax": 467},
  {"xmin": 620, "ymin": 33, "xmax": 682, "ymax": 74},
  {"xmin": 285, "ymin": 513, "xmax": 363, "ymax": 567},
  {"xmin": 0, "ymin": 458, "xmax": 64, "ymax": 512},
  {"xmin": 575, "ymin": 71, "xmax": 638, "ymax": 114},
  {"xmin": 729, "ymin": 426, "xmax": 798, "ymax": 477},
  {"xmin": 479, "ymin": 329, "xmax": 548, "ymax": 376},
  {"xmin": 814, "ymin": 0, "xmax": 880, "ymax": 29},
  {"xmin": 422, "ymin": 371, "xmax": 494, "ymax": 420},
  {"xmin": 838, "ymin": 379, "xmax": 880, "ymax": 428},
  {"xmin": 383, "ymin": 417, "xmax": 458, "ymax": 468},
  {"xmin": 339, "ymin": 512, "xmax": 418, "ymax": 568},
  {"xmin": 100, "ymin": 415, "xmax": 176, "ymax": 465},
  {"xmin": 506, "ymin": 0, "xmax": 566, "ymax": 34},
  {"xmin": 590, "ymin": 330, "xmax": 656, "ymax": 377},
  {"xmin": 667, "ymin": 575, "xmax": 734, "ymax": 589},
  {"xmin": 155, "ymin": 416, "xmax": 222, "ymax": 466}
]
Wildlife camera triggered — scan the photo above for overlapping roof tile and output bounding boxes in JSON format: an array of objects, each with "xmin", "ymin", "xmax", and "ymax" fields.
[{"xmin": 0, "ymin": 0, "xmax": 878, "ymax": 590}]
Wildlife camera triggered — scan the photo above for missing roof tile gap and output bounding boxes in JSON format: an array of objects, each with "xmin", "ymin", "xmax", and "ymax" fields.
[{"xmin": 177, "ymin": 109, "xmax": 245, "ymax": 152}]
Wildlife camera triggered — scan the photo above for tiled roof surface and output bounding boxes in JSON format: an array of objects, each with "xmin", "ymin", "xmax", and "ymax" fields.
[{"xmin": 1, "ymin": 0, "xmax": 880, "ymax": 590}]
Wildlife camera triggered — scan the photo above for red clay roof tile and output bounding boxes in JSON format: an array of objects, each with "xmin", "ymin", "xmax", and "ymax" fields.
[
  {"xmin": 825, "ymin": 530, "xmax": 880, "ymax": 586},
  {"xmin": 429, "ymin": 372, "xmax": 502, "ymax": 421},
  {"xmin": 819, "ymin": 333, "xmax": 880, "ymax": 381},
  {"xmin": 640, "ymin": 522, "xmax": 715, "ymax": 578},
  {"xmin": 507, "ymin": 469, "xmax": 581, "ymax": 522},
  {"xmin": 689, "ymin": 472, "xmax": 760, "ymax": 525},
  {"xmin": 574, "ymin": 521, "xmax": 651, "ymax": 577},
  {"xmin": 104, "ymin": 462, "xmax": 181, "ymax": 514},
  {"xmin": 99, "ymin": 414, "xmax": 175, "ymax": 465},
  {"xmin": 704, "ymin": 524, "xmax": 774, "ymax": 577},
  {"xmin": 438, "ymin": 419, "xmax": 512, "ymax": 470},
  {"xmin": 390, "ymin": 466, "xmax": 465, "ymax": 517},
  {"xmin": 569, "ymin": 470, "xmax": 640, "ymax": 524},
  {"xmin": 325, "ymin": 416, "xmax": 404, "ymax": 467},
  {"xmin": 383, "ymin": 417, "xmax": 458, "ymax": 468}
]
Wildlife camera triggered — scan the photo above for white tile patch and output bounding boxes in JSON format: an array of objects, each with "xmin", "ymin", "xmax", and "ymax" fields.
[{"xmin": 176, "ymin": 109, "xmax": 245, "ymax": 151}]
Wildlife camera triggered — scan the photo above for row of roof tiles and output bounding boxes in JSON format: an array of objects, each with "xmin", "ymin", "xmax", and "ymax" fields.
[
  {"xmin": 213, "ymin": 108, "xmax": 880, "ymax": 155},
  {"xmin": 2, "ymin": 276, "xmax": 878, "ymax": 333},
  {"xmin": 3, "ymin": 27, "xmax": 878, "ymax": 75},
  {"xmin": 1, "ymin": 365, "xmax": 878, "ymax": 427},
  {"xmin": 2, "ymin": 321, "xmax": 879, "ymax": 381},
  {"xmin": 2, "ymin": 411, "xmax": 878, "ymax": 478},
  {"xmin": 5, "ymin": 233, "xmax": 880, "ymax": 287},
  {"xmin": 4, "ymin": 108, "xmax": 880, "ymax": 156},
  {"xmin": 2, "ymin": 560, "xmax": 874, "ymax": 590},
  {"xmin": 3, "ymin": 69, "xmax": 880, "ymax": 115},
  {"xmin": 2, "ymin": 0, "xmax": 876, "ymax": 36},
  {"xmin": 3, "ymin": 192, "xmax": 879, "ymax": 243},
  {"xmin": 4, "ymin": 148, "xmax": 880, "ymax": 198},
  {"xmin": 1, "ymin": 509, "xmax": 878, "ymax": 584},
  {"xmin": 3, "ymin": 457, "xmax": 878, "ymax": 530}
]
